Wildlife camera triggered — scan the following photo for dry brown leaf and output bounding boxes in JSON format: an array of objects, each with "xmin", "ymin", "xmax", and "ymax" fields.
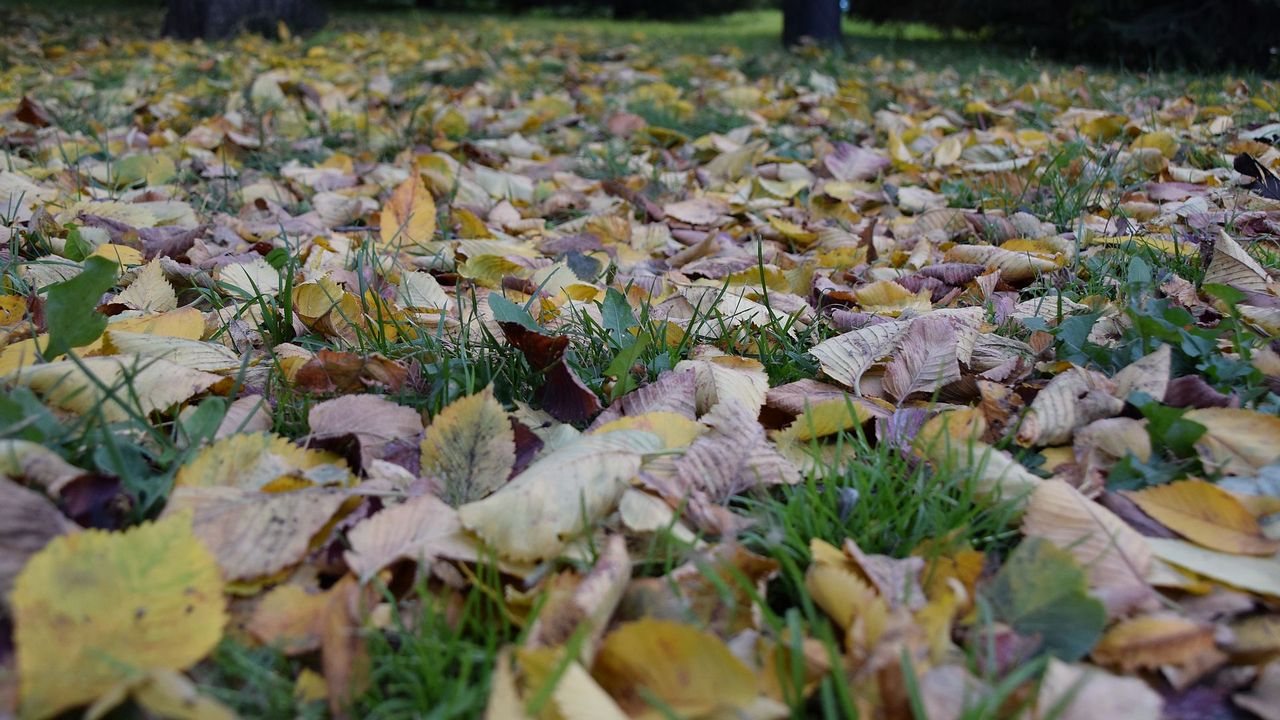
[
  {"xmin": 809, "ymin": 319, "xmax": 911, "ymax": 394},
  {"xmin": 343, "ymin": 493, "xmax": 482, "ymax": 582},
  {"xmin": 246, "ymin": 583, "xmax": 330, "ymax": 654},
  {"xmin": 1205, "ymin": 230, "xmax": 1271, "ymax": 293},
  {"xmin": 0, "ymin": 478, "xmax": 74, "ymax": 602},
  {"xmin": 1022, "ymin": 480, "xmax": 1156, "ymax": 616},
  {"xmin": 1036, "ymin": 659, "xmax": 1163, "ymax": 720},
  {"xmin": 883, "ymin": 316, "xmax": 961, "ymax": 402},
  {"xmin": 526, "ymin": 534, "xmax": 630, "ymax": 660},
  {"xmin": 163, "ymin": 485, "xmax": 351, "ymax": 582},
  {"xmin": 1091, "ymin": 614, "xmax": 1218, "ymax": 672},
  {"xmin": 1016, "ymin": 367, "xmax": 1124, "ymax": 447},
  {"xmin": 309, "ymin": 394, "xmax": 424, "ymax": 469}
]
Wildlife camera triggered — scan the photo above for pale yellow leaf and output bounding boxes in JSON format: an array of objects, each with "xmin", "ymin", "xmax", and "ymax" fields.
[
  {"xmin": 458, "ymin": 430, "xmax": 661, "ymax": 561},
  {"xmin": 12, "ymin": 513, "xmax": 225, "ymax": 720},
  {"xmin": 114, "ymin": 260, "xmax": 177, "ymax": 313},
  {"xmin": 381, "ymin": 176, "xmax": 437, "ymax": 247},
  {"xmin": 343, "ymin": 493, "xmax": 482, "ymax": 582},
  {"xmin": 420, "ymin": 387, "xmax": 515, "ymax": 505},
  {"xmin": 1185, "ymin": 407, "xmax": 1280, "ymax": 475}
]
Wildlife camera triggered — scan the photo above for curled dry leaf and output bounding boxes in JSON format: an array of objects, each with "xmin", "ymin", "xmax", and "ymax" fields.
[
  {"xmin": 674, "ymin": 350, "xmax": 769, "ymax": 416},
  {"xmin": 458, "ymin": 430, "xmax": 661, "ymax": 561},
  {"xmin": 1204, "ymin": 230, "xmax": 1271, "ymax": 293},
  {"xmin": 1016, "ymin": 367, "xmax": 1124, "ymax": 447},
  {"xmin": 526, "ymin": 534, "xmax": 630, "ymax": 659},
  {"xmin": 1112, "ymin": 344, "xmax": 1171, "ymax": 402},
  {"xmin": 883, "ymin": 316, "xmax": 961, "ymax": 402},
  {"xmin": 0, "ymin": 439, "xmax": 91, "ymax": 494},
  {"xmin": 809, "ymin": 319, "xmax": 911, "ymax": 394}
]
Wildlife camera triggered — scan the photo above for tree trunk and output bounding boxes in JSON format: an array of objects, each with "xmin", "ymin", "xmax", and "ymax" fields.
[
  {"xmin": 782, "ymin": 0, "xmax": 842, "ymax": 47},
  {"xmin": 163, "ymin": 0, "xmax": 326, "ymax": 40}
]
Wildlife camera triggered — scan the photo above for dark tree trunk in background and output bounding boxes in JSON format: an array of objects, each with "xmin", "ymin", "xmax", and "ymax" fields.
[
  {"xmin": 163, "ymin": 0, "xmax": 326, "ymax": 40},
  {"xmin": 782, "ymin": 0, "xmax": 842, "ymax": 46}
]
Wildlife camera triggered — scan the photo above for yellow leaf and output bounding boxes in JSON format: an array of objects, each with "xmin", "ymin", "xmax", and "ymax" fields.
[
  {"xmin": 1185, "ymin": 407, "xmax": 1280, "ymax": 475},
  {"xmin": 128, "ymin": 669, "xmax": 236, "ymax": 720},
  {"xmin": 1146, "ymin": 537, "xmax": 1280, "ymax": 598},
  {"xmin": 246, "ymin": 584, "xmax": 329, "ymax": 654},
  {"xmin": 421, "ymin": 387, "xmax": 516, "ymax": 506},
  {"xmin": 773, "ymin": 397, "xmax": 875, "ymax": 443},
  {"xmin": 6, "ymin": 356, "xmax": 221, "ymax": 422},
  {"xmin": 458, "ymin": 430, "xmax": 661, "ymax": 561},
  {"xmin": 100, "ymin": 331, "xmax": 243, "ymax": 373},
  {"xmin": 805, "ymin": 539, "xmax": 890, "ymax": 642},
  {"xmin": 1124, "ymin": 479, "xmax": 1280, "ymax": 556},
  {"xmin": 944, "ymin": 244, "xmax": 1060, "ymax": 284},
  {"xmin": 89, "ymin": 243, "xmax": 144, "ymax": 267},
  {"xmin": 12, "ymin": 512, "xmax": 225, "ymax": 720},
  {"xmin": 854, "ymin": 280, "xmax": 931, "ymax": 316},
  {"xmin": 1130, "ymin": 131, "xmax": 1179, "ymax": 158},
  {"xmin": 1091, "ymin": 614, "xmax": 1218, "ymax": 672},
  {"xmin": 380, "ymin": 176, "xmax": 437, "ymax": 248},
  {"xmin": 591, "ymin": 619, "xmax": 758, "ymax": 719},
  {"xmin": 590, "ymin": 411, "xmax": 705, "ymax": 449},
  {"xmin": 175, "ymin": 432, "xmax": 343, "ymax": 490}
]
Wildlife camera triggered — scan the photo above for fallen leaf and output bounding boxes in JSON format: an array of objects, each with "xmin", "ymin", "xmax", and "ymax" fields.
[
  {"xmin": 1124, "ymin": 479, "xmax": 1280, "ymax": 556},
  {"xmin": 0, "ymin": 478, "xmax": 74, "ymax": 602},
  {"xmin": 1022, "ymin": 480, "xmax": 1155, "ymax": 616},
  {"xmin": 1036, "ymin": 658, "xmax": 1163, "ymax": 720},
  {"xmin": 983, "ymin": 537, "xmax": 1107, "ymax": 661},
  {"xmin": 380, "ymin": 176, "xmax": 437, "ymax": 248},
  {"xmin": 163, "ymin": 485, "xmax": 351, "ymax": 581},
  {"xmin": 1146, "ymin": 537, "xmax": 1280, "ymax": 598},
  {"xmin": 1091, "ymin": 614, "xmax": 1218, "ymax": 672},
  {"xmin": 458, "ymin": 430, "xmax": 661, "ymax": 561},
  {"xmin": 1184, "ymin": 408, "xmax": 1280, "ymax": 475},
  {"xmin": 343, "ymin": 493, "xmax": 482, "ymax": 582},
  {"xmin": 11, "ymin": 512, "xmax": 225, "ymax": 720},
  {"xmin": 420, "ymin": 387, "xmax": 516, "ymax": 505},
  {"xmin": 591, "ymin": 619, "xmax": 758, "ymax": 719}
]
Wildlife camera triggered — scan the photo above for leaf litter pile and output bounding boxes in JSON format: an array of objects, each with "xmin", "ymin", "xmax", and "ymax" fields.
[{"xmin": 2, "ymin": 11, "xmax": 1280, "ymax": 720}]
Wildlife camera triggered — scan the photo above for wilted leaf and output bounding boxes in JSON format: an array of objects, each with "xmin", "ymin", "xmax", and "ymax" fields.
[
  {"xmin": 810, "ymin": 320, "xmax": 911, "ymax": 393},
  {"xmin": 1145, "ymin": 537, "xmax": 1280, "ymax": 598},
  {"xmin": 176, "ymin": 432, "xmax": 343, "ymax": 490},
  {"xmin": 380, "ymin": 176, "xmax": 437, "ymax": 248},
  {"xmin": 12, "ymin": 513, "xmax": 225, "ymax": 719},
  {"xmin": 1091, "ymin": 614, "xmax": 1218, "ymax": 672},
  {"xmin": 1017, "ymin": 368, "xmax": 1124, "ymax": 447},
  {"xmin": 1184, "ymin": 408, "xmax": 1280, "ymax": 475},
  {"xmin": 1036, "ymin": 659, "xmax": 1163, "ymax": 720},
  {"xmin": 163, "ymin": 485, "xmax": 351, "ymax": 581},
  {"xmin": 310, "ymin": 394, "xmax": 423, "ymax": 469},
  {"xmin": 883, "ymin": 316, "xmax": 960, "ymax": 401},
  {"xmin": 7, "ymin": 356, "xmax": 222, "ymax": 422},
  {"xmin": 0, "ymin": 478, "xmax": 74, "ymax": 602}
]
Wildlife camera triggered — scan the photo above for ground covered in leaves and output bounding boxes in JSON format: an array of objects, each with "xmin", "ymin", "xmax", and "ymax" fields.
[{"xmin": 3, "ymin": 7, "xmax": 1280, "ymax": 720}]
